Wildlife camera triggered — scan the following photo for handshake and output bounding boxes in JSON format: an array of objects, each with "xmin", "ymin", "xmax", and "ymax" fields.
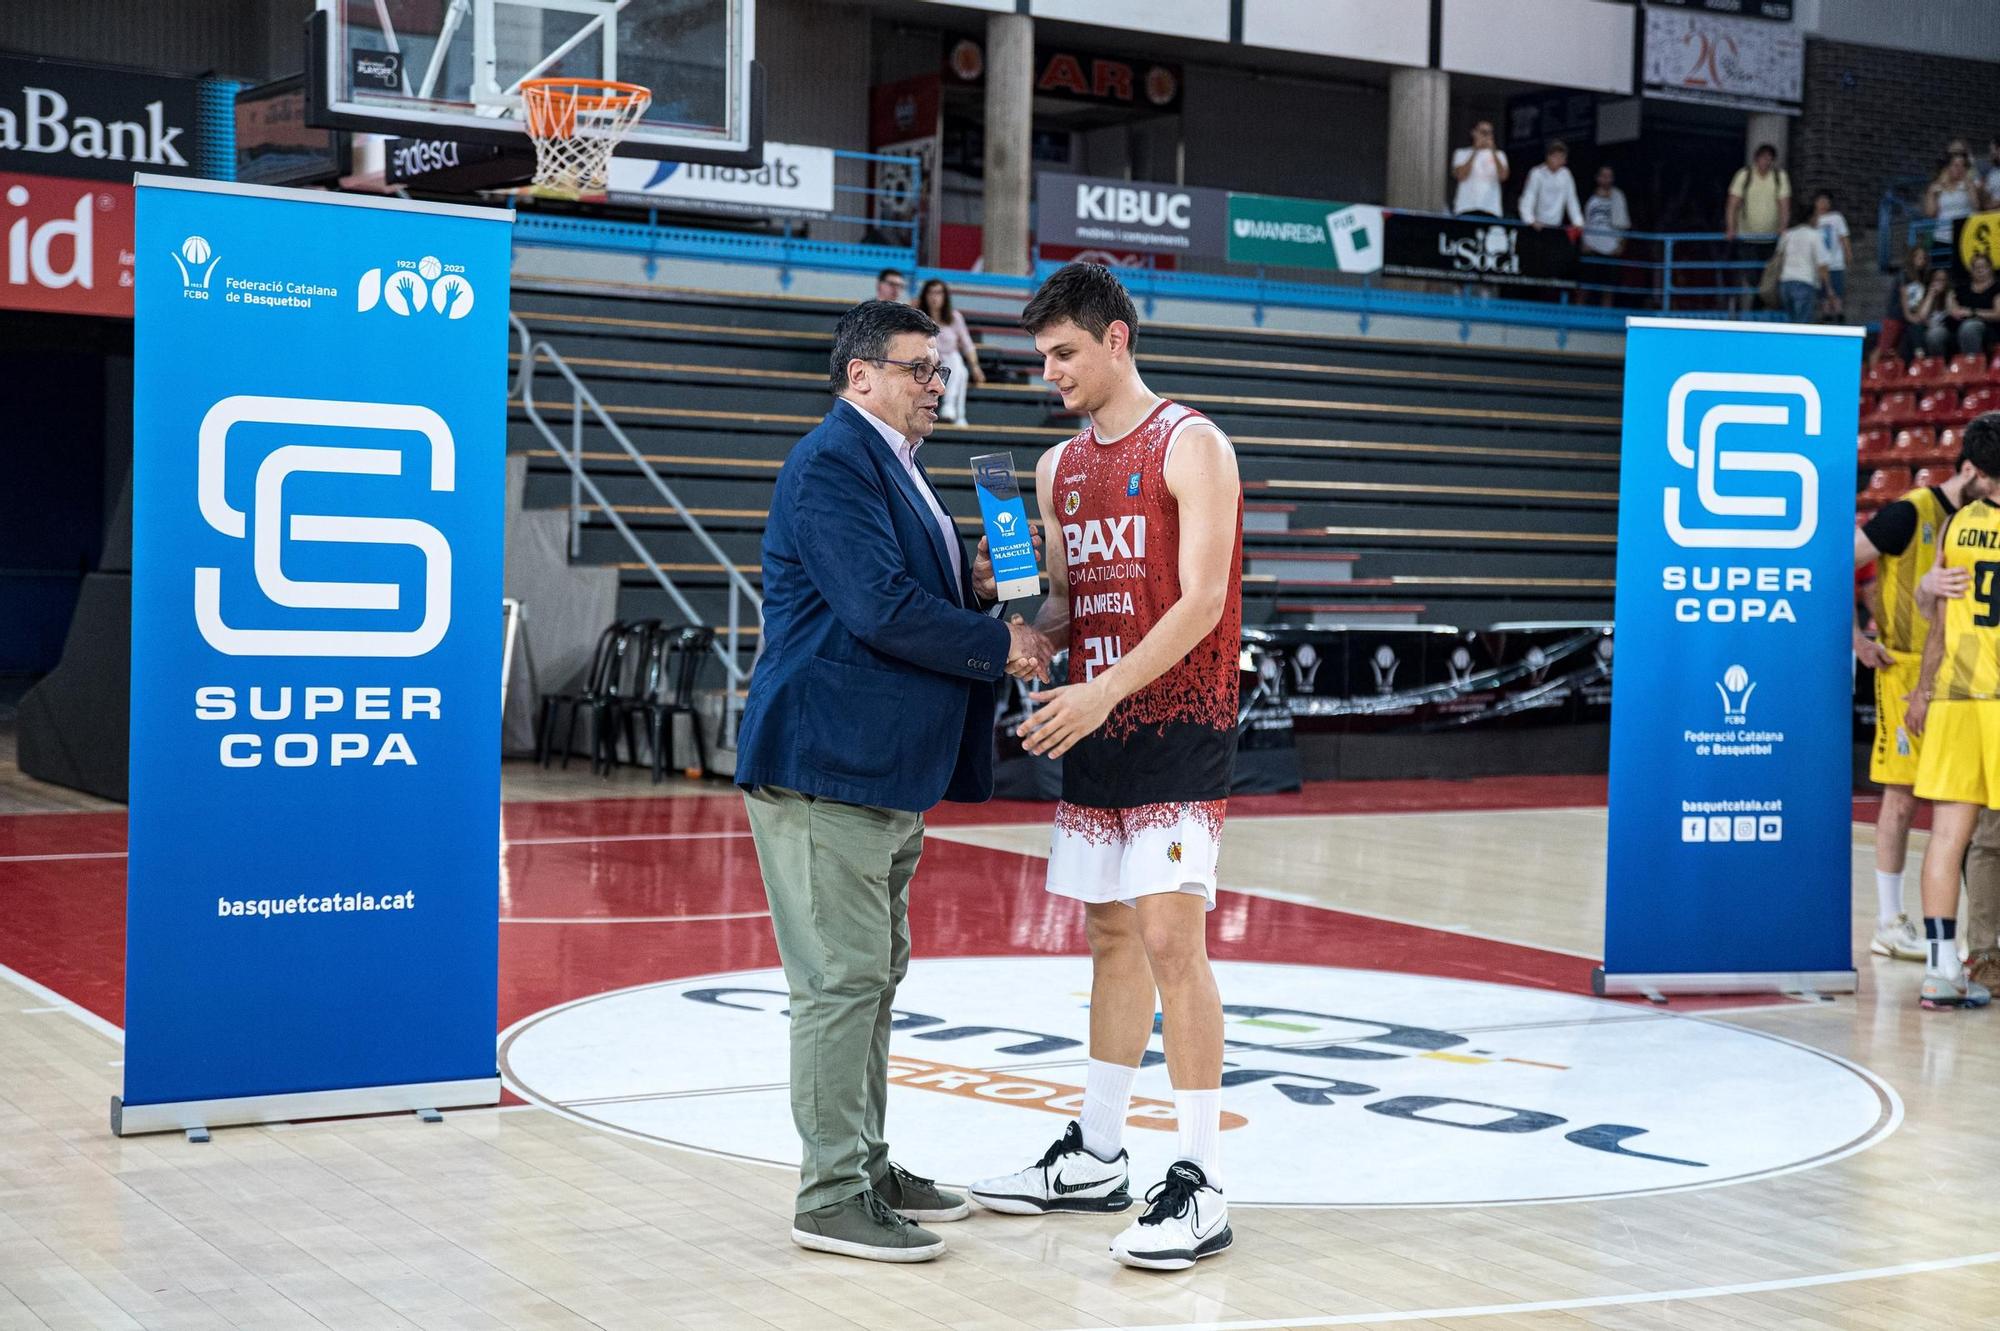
[{"xmin": 1006, "ymin": 615, "xmax": 1057, "ymax": 683}]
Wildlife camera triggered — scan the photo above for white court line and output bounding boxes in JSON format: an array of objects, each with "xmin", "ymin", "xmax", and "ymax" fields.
[
  {"xmin": 0, "ymin": 830, "xmax": 758, "ymax": 864},
  {"xmin": 506, "ymin": 830, "xmax": 757, "ymax": 848},
  {"xmin": 0, "ymin": 961, "xmax": 122, "ymax": 1043},
  {"xmin": 1045, "ymin": 1250, "xmax": 2000, "ymax": 1331},
  {"xmin": 503, "ymin": 911, "xmax": 770, "ymax": 925}
]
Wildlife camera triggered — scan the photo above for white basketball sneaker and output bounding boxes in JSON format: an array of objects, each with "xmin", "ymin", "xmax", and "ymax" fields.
[
  {"xmin": 1108, "ymin": 1160, "xmax": 1232, "ymax": 1271},
  {"xmin": 1871, "ymin": 914, "xmax": 1925, "ymax": 961},
  {"xmin": 969, "ymin": 1122, "xmax": 1134, "ymax": 1215}
]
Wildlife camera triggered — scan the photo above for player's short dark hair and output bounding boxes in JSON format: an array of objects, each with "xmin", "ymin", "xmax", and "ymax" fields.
[
  {"xmin": 1021, "ymin": 262, "xmax": 1140, "ymax": 349},
  {"xmin": 1962, "ymin": 413, "xmax": 2000, "ymax": 476},
  {"xmin": 829, "ymin": 299, "xmax": 937, "ymax": 391}
]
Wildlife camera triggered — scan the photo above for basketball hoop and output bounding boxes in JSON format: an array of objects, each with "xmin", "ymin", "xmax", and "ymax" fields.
[{"xmin": 517, "ymin": 77, "xmax": 652, "ymax": 198}]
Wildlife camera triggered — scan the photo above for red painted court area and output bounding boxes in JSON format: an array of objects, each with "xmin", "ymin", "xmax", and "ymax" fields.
[{"xmin": 0, "ymin": 774, "xmax": 1795, "ymax": 1037}]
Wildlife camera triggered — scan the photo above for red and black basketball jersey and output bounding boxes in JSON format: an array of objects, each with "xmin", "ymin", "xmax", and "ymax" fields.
[{"xmin": 1055, "ymin": 399, "xmax": 1243, "ymax": 808}]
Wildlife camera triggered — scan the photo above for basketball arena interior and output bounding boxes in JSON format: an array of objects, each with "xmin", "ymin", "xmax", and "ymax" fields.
[{"xmin": 4, "ymin": 1, "xmax": 2000, "ymax": 1327}]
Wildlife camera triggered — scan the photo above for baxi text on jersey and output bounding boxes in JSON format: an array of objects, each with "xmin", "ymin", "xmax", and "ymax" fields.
[
  {"xmin": 1063, "ymin": 515, "xmax": 1147, "ymax": 565},
  {"xmin": 1662, "ymin": 564, "xmax": 1811, "ymax": 624},
  {"xmin": 192, "ymin": 684, "xmax": 442, "ymax": 769}
]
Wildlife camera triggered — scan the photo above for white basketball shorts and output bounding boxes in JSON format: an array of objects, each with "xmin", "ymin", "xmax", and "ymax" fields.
[{"xmin": 1046, "ymin": 800, "xmax": 1226, "ymax": 910}]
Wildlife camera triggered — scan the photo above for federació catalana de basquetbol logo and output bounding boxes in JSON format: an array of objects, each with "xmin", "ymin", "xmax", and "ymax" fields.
[{"xmin": 357, "ymin": 255, "xmax": 475, "ymax": 319}]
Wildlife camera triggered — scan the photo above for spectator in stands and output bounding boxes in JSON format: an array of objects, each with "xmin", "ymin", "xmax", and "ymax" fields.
[
  {"xmin": 916, "ymin": 278, "xmax": 984, "ymax": 426},
  {"xmin": 1938, "ymin": 254, "xmax": 2000, "ymax": 356},
  {"xmin": 1926, "ymin": 141, "xmax": 1983, "ymax": 229},
  {"xmin": 1519, "ymin": 141, "xmax": 1583, "ymax": 230},
  {"xmin": 1775, "ymin": 202, "xmax": 1837, "ymax": 325},
  {"xmin": 1882, "ymin": 243, "xmax": 1936, "ymax": 361},
  {"xmin": 1986, "ymin": 135, "xmax": 2000, "ymax": 212},
  {"xmin": 1581, "ymin": 165, "xmax": 1631, "ymax": 306},
  {"xmin": 1812, "ymin": 191, "xmax": 1852, "ymax": 319},
  {"xmin": 875, "ymin": 268, "xmax": 908, "ymax": 303},
  {"xmin": 1450, "ymin": 120, "xmax": 1509, "ymax": 218},
  {"xmin": 1726, "ymin": 144, "xmax": 1790, "ymax": 308}
]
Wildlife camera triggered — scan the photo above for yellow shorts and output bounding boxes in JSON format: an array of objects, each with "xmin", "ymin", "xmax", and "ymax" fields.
[
  {"xmin": 1913, "ymin": 699, "xmax": 2000, "ymax": 808},
  {"xmin": 1871, "ymin": 656, "xmax": 1924, "ymax": 787}
]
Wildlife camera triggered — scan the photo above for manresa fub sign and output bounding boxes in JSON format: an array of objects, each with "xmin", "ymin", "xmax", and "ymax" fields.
[
  {"xmin": 1037, "ymin": 172, "xmax": 1226, "ymax": 258},
  {"xmin": 1227, "ymin": 194, "xmax": 1383, "ymax": 273}
]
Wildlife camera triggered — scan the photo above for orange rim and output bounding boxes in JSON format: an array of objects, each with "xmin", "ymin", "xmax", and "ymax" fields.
[{"xmin": 520, "ymin": 78, "xmax": 650, "ymax": 136}]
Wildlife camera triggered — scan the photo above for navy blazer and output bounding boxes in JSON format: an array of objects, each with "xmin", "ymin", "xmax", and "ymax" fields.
[{"xmin": 736, "ymin": 400, "xmax": 1012, "ymax": 812}]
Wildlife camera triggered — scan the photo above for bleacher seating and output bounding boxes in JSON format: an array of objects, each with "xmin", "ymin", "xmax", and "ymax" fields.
[
  {"xmin": 1855, "ymin": 353, "xmax": 2000, "ymax": 508},
  {"xmin": 508, "ymin": 279, "xmax": 1624, "ymax": 677}
]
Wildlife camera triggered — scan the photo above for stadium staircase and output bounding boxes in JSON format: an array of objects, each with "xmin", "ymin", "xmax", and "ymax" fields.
[{"xmin": 508, "ymin": 276, "xmax": 1625, "ymax": 756}]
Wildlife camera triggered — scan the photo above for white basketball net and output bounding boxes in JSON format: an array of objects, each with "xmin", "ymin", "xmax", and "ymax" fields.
[{"xmin": 518, "ymin": 79, "xmax": 652, "ymax": 196}]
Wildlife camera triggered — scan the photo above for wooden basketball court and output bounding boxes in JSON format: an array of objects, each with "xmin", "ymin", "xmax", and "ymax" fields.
[{"xmin": 1, "ymin": 762, "xmax": 1993, "ymax": 1330}]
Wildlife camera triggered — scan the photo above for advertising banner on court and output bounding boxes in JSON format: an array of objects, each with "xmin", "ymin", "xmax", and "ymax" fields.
[
  {"xmin": 1381, "ymin": 213, "xmax": 1581, "ymax": 288},
  {"xmin": 1226, "ymin": 193, "xmax": 1384, "ymax": 273},
  {"xmin": 120, "ymin": 176, "xmax": 511, "ymax": 1134},
  {"xmin": 606, "ymin": 141, "xmax": 837, "ymax": 218},
  {"xmin": 0, "ymin": 171, "xmax": 133, "ymax": 316},
  {"xmin": 1600, "ymin": 318, "xmax": 1862, "ymax": 995},
  {"xmin": 1037, "ymin": 172, "xmax": 1227, "ymax": 258}
]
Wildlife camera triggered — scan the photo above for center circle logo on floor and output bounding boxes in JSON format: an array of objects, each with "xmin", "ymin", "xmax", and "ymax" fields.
[{"xmin": 499, "ymin": 958, "xmax": 1898, "ymax": 1207}]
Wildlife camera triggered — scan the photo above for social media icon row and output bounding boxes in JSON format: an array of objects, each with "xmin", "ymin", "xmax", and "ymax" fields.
[{"xmin": 1680, "ymin": 815, "xmax": 1782, "ymax": 844}]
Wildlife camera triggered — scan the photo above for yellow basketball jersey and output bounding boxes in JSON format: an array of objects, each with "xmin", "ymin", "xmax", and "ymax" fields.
[
  {"xmin": 1936, "ymin": 500, "xmax": 2000, "ymax": 701},
  {"xmin": 1879, "ymin": 487, "xmax": 1952, "ymax": 655}
]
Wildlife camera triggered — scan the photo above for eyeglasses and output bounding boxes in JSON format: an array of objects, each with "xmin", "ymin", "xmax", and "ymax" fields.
[{"xmin": 864, "ymin": 356, "xmax": 951, "ymax": 387}]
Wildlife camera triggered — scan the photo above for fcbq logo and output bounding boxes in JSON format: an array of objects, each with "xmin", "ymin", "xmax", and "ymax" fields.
[
  {"xmin": 171, "ymin": 233, "xmax": 218, "ymax": 289},
  {"xmin": 194, "ymin": 395, "xmax": 455, "ymax": 658},
  {"xmin": 1717, "ymin": 664, "xmax": 1756, "ymax": 724},
  {"xmin": 357, "ymin": 254, "xmax": 474, "ymax": 320},
  {"xmin": 994, "ymin": 510, "xmax": 1017, "ymax": 537},
  {"xmin": 1663, "ymin": 371, "xmax": 1822, "ymax": 550}
]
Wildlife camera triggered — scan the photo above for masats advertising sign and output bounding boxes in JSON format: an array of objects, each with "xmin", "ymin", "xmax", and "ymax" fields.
[
  {"xmin": 0, "ymin": 54, "xmax": 200, "ymax": 182},
  {"xmin": 606, "ymin": 142, "xmax": 836, "ymax": 218},
  {"xmin": 0, "ymin": 171, "xmax": 134, "ymax": 316}
]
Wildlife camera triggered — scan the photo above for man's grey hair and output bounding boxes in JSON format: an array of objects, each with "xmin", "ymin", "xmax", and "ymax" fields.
[{"xmin": 830, "ymin": 299, "xmax": 939, "ymax": 392}]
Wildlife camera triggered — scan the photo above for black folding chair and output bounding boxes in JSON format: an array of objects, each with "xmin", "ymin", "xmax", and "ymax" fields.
[
  {"xmin": 616, "ymin": 624, "xmax": 715, "ymax": 782},
  {"xmin": 537, "ymin": 620, "xmax": 622, "ymax": 769}
]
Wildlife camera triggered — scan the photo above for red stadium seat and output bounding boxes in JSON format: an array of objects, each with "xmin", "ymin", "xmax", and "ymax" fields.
[
  {"xmin": 1892, "ymin": 426, "xmax": 1937, "ymax": 459},
  {"xmin": 1865, "ymin": 466, "xmax": 1913, "ymax": 497},
  {"xmin": 1864, "ymin": 356, "xmax": 1903, "ymax": 390},
  {"xmin": 1857, "ymin": 507, "xmax": 1880, "ymax": 527},
  {"xmin": 1920, "ymin": 389, "xmax": 1962, "ymax": 423},
  {"xmin": 1859, "ymin": 426, "xmax": 1893, "ymax": 460},
  {"xmin": 1936, "ymin": 426, "xmax": 1963, "ymax": 461},
  {"xmin": 1962, "ymin": 385, "xmax": 2000, "ymax": 419},
  {"xmin": 1913, "ymin": 465, "xmax": 1949, "ymax": 489},
  {"xmin": 1870, "ymin": 390, "xmax": 1919, "ymax": 426},
  {"xmin": 1945, "ymin": 354, "xmax": 1990, "ymax": 386},
  {"xmin": 1905, "ymin": 354, "xmax": 1947, "ymax": 385}
]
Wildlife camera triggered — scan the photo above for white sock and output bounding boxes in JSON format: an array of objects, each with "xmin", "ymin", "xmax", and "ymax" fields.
[
  {"xmin": 1174, "ymin": 1088, "xmax": 1223, "ymax": 1188},
  {"xmin": 1876, "ymin": 870, "xmax": 1906, "ymax": 926},
  {"xmin": 1929, "ymin": 939, "xmax": 1964, "ymax": 979},
  {"xmin": 1080, "ymin": 1059, "xmax": 1139, "ymax": 1160}
]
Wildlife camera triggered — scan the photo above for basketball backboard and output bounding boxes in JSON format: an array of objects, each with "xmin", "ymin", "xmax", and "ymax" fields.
[{"xmin": 308, "ymin": 0, "xmax": 760, "ymax": 164}]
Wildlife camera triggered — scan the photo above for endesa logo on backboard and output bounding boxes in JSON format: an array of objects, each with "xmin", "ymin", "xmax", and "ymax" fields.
[{"xmin": 0, "ymin": 170, "xmax": 133, "ymax": 316}]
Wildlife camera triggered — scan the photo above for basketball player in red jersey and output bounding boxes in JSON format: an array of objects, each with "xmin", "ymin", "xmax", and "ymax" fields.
[{"xmin": 968, "ymin": 264, "xmax": 1242, "ymax": 1271}]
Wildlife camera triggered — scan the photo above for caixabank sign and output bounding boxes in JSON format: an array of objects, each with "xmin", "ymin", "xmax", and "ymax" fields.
[{"xmin": 0, "ymin": 53, "xmax": 200, "ymax": 181}]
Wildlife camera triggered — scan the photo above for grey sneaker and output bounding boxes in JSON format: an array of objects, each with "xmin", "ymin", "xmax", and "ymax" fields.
[
  {"xmin": 791, "ymin": 1190, "xmax": 944, "ymax": 1263},
  {"xmin": 1920, "ymin": 970, "xmax": 1993, "ymax": 1010},
  {"xmin": 1871, "ymin": 914, "xmax": 1926, "ymax": 961},
  {"xmin": 873, "ymin": 1162, "xmax": 970, "ymax": 1222}
]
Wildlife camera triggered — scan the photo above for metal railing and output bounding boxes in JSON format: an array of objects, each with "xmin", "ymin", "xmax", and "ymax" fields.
[{"xmin": 509, "ymin": 313, "xmax": 762, "ymax": 745}]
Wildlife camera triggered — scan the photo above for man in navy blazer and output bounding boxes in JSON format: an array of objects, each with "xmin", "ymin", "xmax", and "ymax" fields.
[{"xmin": 737, "ymin": 299, "xmax": 1051, "ymax": 1263}]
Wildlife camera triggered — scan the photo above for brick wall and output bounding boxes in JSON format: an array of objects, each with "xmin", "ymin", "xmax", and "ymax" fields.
[{"xmin": 1793, "ymin": 37, "xmax": 2000, "ymax": 320}]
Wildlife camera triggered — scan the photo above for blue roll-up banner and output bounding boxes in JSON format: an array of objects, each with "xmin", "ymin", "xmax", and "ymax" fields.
[
  {"xmin": 1599, "ymin": 317, "xmax": 1863, "ymax": 996},
  {"xmin": 117, "ymin": 177, "xmax": 513, "ymax": 1135}
]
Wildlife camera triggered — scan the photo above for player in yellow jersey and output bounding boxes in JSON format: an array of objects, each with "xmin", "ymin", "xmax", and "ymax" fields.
[
  {"xmin": 1854, "ymin": 439, "xmax": 1996, "ymax": 960},
  {"xmin": 1905, "ymin": 415, "xmax": 2000, "ymax": 1007}
]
